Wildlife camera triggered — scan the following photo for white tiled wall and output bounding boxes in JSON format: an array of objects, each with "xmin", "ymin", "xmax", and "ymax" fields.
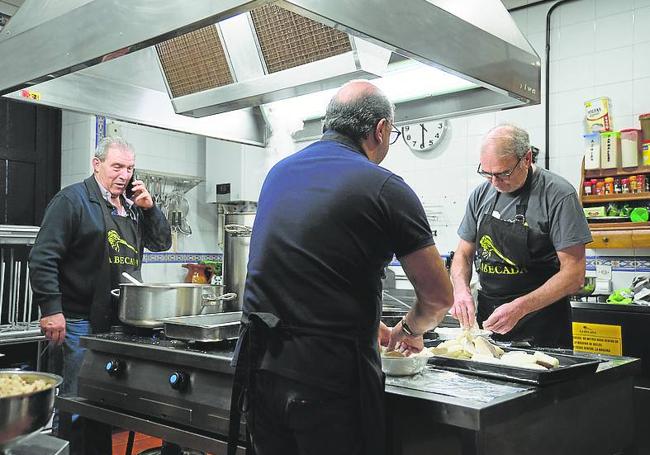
[{"xmin": 60, "ymin": 111, "xmax": 94, "ymax": 188}]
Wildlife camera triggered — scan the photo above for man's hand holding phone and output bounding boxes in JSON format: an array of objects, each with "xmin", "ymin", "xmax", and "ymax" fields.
[{"xmin": 126, "ymin": 175, "xmax": 154, "ymax": 210}]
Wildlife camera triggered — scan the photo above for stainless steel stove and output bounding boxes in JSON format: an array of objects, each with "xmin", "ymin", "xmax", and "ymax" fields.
[{"xmin": 74, "ymin": 328, "xmax": 244, "ymax": 448}]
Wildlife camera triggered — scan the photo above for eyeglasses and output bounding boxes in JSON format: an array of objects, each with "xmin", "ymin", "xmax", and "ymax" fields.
[
  {"xmin": 476, "ymin": 153, "xmax": 525, "ymax": 180},
  {"xmin": 388, "ymin": 122, "xmax": 401, "ymax": 145}
]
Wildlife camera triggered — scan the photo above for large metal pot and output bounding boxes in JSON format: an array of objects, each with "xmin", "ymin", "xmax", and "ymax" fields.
[
  {"xmin": 114, "ymin": 283, "xmax": 237, "ymax": 327},
  {"xmin": 224, "ymin": 211, "xmax": 255, "ymax": 311},
  {"xmin": 0, "ymin": 370, "xmax": 62, "ymax": 449}
]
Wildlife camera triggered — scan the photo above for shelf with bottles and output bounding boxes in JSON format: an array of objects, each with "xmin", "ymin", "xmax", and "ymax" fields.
[
  {"xmin": 584, "ymin": 165, "xmax": 650, "ymax": 179},
  {"xmin": 582, "ymin": 193, "xmax": 650, "ymax": 203}
]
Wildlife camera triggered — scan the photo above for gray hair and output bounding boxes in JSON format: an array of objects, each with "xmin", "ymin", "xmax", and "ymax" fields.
[
  {"xmin": 483, "ymin": 124, "xmax": 530, "ymax": 159},
  {"xmin": 322, "ymin": 90, "xmax": 394, "ymax": 144},
  {"xmin": 94, "ymin": 136, "xmax": 135, "ymax": 161}
]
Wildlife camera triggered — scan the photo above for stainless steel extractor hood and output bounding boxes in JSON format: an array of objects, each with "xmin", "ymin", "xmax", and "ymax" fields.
[{"xmin": 0, "ymin": 0, "xmax": 540, "ymax": 145}]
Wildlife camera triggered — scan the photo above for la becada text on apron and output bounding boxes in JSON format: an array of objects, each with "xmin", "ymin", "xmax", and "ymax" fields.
[
  {"xmin": 91, "ymin": 188, "xmax": 143, "ymax": 331},
  {"xmin": 475, "ymin": 167, "xmax": 571, "ymax": 348}
]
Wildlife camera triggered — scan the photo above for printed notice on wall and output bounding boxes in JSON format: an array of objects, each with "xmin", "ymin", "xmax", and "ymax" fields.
[{"xmin": 572, "ymin": 322, "xmax": 622, "ymax": 356}]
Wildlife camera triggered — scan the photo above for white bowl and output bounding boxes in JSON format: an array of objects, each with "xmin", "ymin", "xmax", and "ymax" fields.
[{"xmin": 381, "ymin": 353, "xmax": 431, "ymax": 376}]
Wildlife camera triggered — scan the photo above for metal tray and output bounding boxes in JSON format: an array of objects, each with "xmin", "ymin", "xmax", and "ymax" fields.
[
  {"xmin": 162, "ymin": 311, "xmax": 242, "ymax": 342},
  {"xmin": 426, "ymin": 344, "xmax": 601, "ymax": 386}
]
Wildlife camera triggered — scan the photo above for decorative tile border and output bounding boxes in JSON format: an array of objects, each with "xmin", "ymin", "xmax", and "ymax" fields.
[
  {"xmin": 95, "ymin": 115, "xmax": 106, "ymax": 147},
  {"xmin": 144, "ymin": 252, "xmax": 222, "ymax": 264},
  {"xmin": 391, "ymin": 255, "xmax": 650, "ymax": 272}
]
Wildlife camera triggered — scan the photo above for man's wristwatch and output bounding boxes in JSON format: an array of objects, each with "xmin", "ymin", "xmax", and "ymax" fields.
[{"xmin": 400, "ymin": 317, "xmax": 421, "ymax": 337}]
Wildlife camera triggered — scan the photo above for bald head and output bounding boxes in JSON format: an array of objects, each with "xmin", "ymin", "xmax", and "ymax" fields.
[
  {"xmin": 322, "ymin": 80, "xmax": 394, "ymax": 145},
  {"xmin": 333, "ymin": 80, "xmax": 383, "ymax": 104},
  {"xmin": 481, "ymin": 124, "xmax": 530, "ymax": 160}
]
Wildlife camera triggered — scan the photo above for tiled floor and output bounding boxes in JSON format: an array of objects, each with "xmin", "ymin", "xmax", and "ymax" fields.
[{"xmin": 112, "ymin": 430, "xmax": 163, "ymax": 455}]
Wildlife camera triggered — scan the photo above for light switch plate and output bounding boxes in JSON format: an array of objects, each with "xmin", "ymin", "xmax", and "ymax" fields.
[{"xmin": 595, "ymin": 264, "xmax": 612, "ymax": 280}]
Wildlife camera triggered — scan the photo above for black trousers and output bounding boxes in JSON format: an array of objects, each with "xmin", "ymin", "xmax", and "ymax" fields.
[{"xmin": 248, "ymin": 370, "xmax": 362, "ymax": 455}]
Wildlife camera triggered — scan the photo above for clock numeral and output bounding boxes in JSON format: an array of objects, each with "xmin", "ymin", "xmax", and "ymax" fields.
[
  {"xmin": 437, "ymin": 123, "xmax": 443, "ymax": 129},
  {"xmin": 420, "ymin": 143, "xmax": 425, "ymax": 149},
  {"xmin": 403, "ymin": 126, "xmax": 410, "ymax": 132},
  {"xmin": 428, "ymin": 139, "xmax": 434, "ymax": 146},
  {"xmin": 405, "ymin": 134, "xmax": 412, "ymax": 140},
  {"xmin": 412, "ymin": 141, "xmax": 417, "ymax": 147}
]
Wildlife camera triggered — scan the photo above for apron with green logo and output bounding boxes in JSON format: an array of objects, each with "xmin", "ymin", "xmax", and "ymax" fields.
[
  {"xmin": 91, "ymin": 197, "xmax": 142, "ymax": 329},
  {"xmin": 475, "ymin": 170, "xmax": 571, "ymax": 348}
]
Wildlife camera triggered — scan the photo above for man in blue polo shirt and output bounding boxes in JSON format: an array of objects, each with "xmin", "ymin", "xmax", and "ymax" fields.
[{"xmin": 233, "ymin": 80, "xmax": 453, "ymax": 455}]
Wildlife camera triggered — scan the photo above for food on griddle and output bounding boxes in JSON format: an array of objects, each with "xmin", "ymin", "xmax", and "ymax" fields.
[
  {"xmin": 429, "ymin": 331, "xmax": 559, "ymax": 370},
  {"xmin": 0, "ymin": 374, "xmax": 51, "ymax": 398}
]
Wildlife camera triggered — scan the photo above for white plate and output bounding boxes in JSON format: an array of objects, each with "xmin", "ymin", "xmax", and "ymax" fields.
[{"xmin": 434, "ymin": 327, "xmax": 492, "ymax": 340}]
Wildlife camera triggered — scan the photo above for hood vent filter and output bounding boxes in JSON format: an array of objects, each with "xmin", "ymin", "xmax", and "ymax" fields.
[{"xmin": 250, "ymin": 4, "xmax": 352, "ymax": 73}]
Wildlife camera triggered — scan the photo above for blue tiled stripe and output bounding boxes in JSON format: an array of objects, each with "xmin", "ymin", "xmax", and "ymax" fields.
[
  {"xmin": 143, "ymin": 252, "xmax": 222, "ymax": 264},
  {"xmin": 391, "ymin": 255, "xmax": 650, "ymax": 272}
]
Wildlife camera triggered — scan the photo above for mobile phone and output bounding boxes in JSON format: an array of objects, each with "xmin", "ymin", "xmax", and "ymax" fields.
[{"xmin": 125, "ymin": 172, "xmax": 136, "ymax": 199}]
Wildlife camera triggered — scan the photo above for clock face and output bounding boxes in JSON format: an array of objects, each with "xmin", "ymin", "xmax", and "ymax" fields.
[{"xmin": 401, "ymin": 120, "xmax": 448, "ymax": 152}]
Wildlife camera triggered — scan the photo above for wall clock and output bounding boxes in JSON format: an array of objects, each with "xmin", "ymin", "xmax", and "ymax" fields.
[{"xmin": 401, "ymin": 120, "xmax": 449, "ymax": 152}]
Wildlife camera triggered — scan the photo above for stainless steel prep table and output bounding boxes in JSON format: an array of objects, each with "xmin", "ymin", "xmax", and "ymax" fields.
[
  {"xmin": 386, "ymin": 355, "xmax": 640, "ymax": 455},
  {"xmin": 56, "ymin": 333, "xmax": 640, "ymax": 455}
]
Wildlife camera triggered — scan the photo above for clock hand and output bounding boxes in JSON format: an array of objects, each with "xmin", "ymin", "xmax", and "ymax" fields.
[{"xmin": 421, "ymin": 124, "xmax": 425, "ymax": 146}]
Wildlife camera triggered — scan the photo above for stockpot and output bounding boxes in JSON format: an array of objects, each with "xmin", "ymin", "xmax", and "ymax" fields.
[
  {"xmin": 0, "ymin": 370, "xmax": 62, "ymax": 449},
  {"xmin": 113, "ymin": 283, "xmax": 237, "ymax": 327},
  {"xmin": 224, "ymin": 211, "xmax": 255, "ymax": 311}
]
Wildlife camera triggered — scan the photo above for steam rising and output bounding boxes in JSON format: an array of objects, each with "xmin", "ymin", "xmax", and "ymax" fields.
[{"xmin": 262, "ymin": 103, "xmax": 305, "ymax": 172}]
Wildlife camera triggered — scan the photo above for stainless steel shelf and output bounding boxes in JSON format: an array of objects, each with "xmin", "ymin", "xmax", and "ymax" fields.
[{"xmin": 0, "ymin": 225, "xmax": 39, "ymax": 245}]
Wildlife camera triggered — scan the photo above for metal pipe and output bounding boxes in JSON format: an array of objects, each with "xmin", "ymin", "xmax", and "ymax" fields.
[
  {"xmin": 13, "ymin": 261, "xmax": 21, "ymax": 326},
  {"xmin": 26, "ymin": 263, "xmax": 34, "ymax": 324},
  {"xmin": 8, "ymin": 250, "xmax": 14, "ymax": 325},
  {"xmin": 0, "ymin": 249, "xmax": 5, "ymax": 325},
  {"xmin": 22, "ymin": 261, "xmax": 29, "ymax": 324},
  {"xmin": 545, "ymin": 0, "xmax": 580, "ymax": 170}
]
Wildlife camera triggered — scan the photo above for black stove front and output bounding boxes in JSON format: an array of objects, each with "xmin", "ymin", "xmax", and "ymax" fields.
[{"xmin": 77, "ymin": 330, "xmax": 242, "ymax": 440}]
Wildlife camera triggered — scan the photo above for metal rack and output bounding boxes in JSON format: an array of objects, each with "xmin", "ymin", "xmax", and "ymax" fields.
[
  {"xmin": 136, "ymin": 169, "xmax": 203, "ymax": 237},
  {"xmin": 0, "ymin": 225, "xmax": 42, "ymax": 344}
]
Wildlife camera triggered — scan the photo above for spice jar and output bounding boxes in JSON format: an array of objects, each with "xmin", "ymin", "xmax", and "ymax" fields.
[
  {"xmin": 637, "ymin": 175, "xmax": 646, "ymax": 193},
  {"xmin": 596, "ymin": 181, "xmax": 605, "ymax": 195},
  {"xmin": 622, "ymin": 178, "xmax": 630, "ymax": 193},
  {"xmin": 630, "ymin": 175, "xmax": 638, "ymax": 193},
  {"xmin": 583, "ymin": 181, "xmax": 593, "ymax": 196},
  {"xmin": 614, "ymin": 177, "xmax": 622, "ymax": 193},
  {"xmin": 604, "ymin": 177, "xmax": 614, "ymax": 194}
]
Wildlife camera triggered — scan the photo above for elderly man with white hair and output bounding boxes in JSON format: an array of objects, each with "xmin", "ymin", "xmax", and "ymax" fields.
[{"xmin": 450, "ymin": 124, "xmax": 592, "ymax": 348}]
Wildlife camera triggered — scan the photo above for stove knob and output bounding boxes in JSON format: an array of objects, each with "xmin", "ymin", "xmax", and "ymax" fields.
[
  {"xmin": 105, "ymin": 359, "xmax": 123, "ymax": 377},
  {"xmin": 169, "ymin": 371, "xmax": 188, "ymax": 391}
]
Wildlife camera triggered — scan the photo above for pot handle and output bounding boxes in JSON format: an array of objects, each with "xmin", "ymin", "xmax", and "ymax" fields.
[
  {"xmin": 201, "ymin": 292, "xmax": 238, "ymax": 305},
  {"xmin": 110, "ymin": 289, "xmax": 120, "ymax": 297}
]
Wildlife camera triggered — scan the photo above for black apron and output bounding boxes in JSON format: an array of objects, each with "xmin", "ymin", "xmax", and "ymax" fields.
[
  {"xmin": 91, "ymin": 195, "xmax": 142, "ymax": 331},
  {"xmin": 475, "ymin": 169, "xmax": 571, "ymax": 348},
  {"xmin": 228, "ymin": 313, "xmax": 385, "ymax": 455}
]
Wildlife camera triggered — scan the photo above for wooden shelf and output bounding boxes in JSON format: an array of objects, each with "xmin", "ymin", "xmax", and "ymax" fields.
[
  {"xmin": 582, "ymin": 193, "xmax": 650, "ymax": 203},
  {"xmin": 585, "ymin": 166, "xmax": 650, "ymax": 178},
  {"xmin": 588, "ymin": 221, "xmax": 650, "ymax": 230}
]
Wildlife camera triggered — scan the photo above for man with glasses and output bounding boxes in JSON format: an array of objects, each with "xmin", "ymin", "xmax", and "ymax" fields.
[
  {"xmin": 450, "ymin": 124, "xmax": 591, "ymax": 348},
  {"xmin": 230, "ymin": 80, "xmax": 453, "ymax": 455}
]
